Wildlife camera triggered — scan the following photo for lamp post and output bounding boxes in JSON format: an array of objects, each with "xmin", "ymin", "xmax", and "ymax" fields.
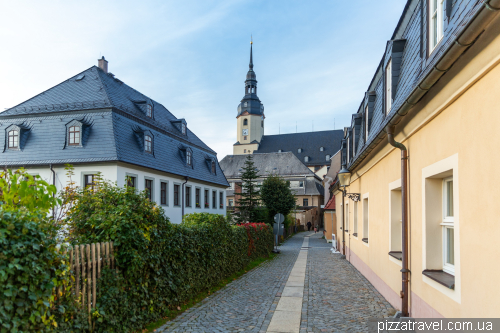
[{"xmin": 338, "ymin": 165, "xmax": 360, "ymax": 259}]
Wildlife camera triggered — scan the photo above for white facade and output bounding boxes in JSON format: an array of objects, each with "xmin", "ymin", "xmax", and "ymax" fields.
[{"xmin": 24, "ymin": 162, "xmax": 227, "ymax": 224}]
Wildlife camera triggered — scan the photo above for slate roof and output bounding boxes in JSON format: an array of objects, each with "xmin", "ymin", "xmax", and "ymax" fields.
[
  {"xmin": 254, "ymin": 130, "xmax": 343, "ymax": 167},
  {"xmin": 220, "ymin": 152, "xmax": 315, "ymax": 178},
  {"xmin": 220, "ymin": 152, "xmax": 324, "ymax": 196},
  {"xmin": 0, "ymin": 66, "xmax": 228, "ymax": 187}
]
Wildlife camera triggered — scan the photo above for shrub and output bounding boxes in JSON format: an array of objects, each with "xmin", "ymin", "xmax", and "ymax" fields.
[
  {"xmin": 0, "ymin": 210, "xmax": 86, "ymax": 332},
  {"xmin": 67, "ymin": 179, "xmax": 273, "ymax": 332}
]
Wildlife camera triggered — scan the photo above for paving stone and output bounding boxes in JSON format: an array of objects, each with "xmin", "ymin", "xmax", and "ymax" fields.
[{"xmin": 158, "ymin": 232, "xmax": 393, "ymax": 333}]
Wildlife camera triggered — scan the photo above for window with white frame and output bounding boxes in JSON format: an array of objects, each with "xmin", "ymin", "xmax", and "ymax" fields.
[
  {"xmin": 146, "ymin": 104, "xmax": 153, "ymax": 117},
  {"xmin": 186, "ymin": 150, "xmax": 192, "ymax": 165},
  {"xmin": 145, "ymin": 135, "xmax": 152, "ymax": 153},
  {"xmin": 353, "ymin": 201, "xmax": 358, "ymax": 236},
  {"xmin": 319, "ymin": 147, "xmax": 324, "ymax": 152},
  {"xmin": 429, "ymin": 0, "xmax": 444, "ymax": 52},
  {"xmin": 181, "ymin": 123, "xmax": 186, "ymax": 135},
  {"xmin": 8, "ymin": 129, "xmax": 19, "ymax": 149},
  {"xmin": 69, "ymin": 126, "xmax": 81, "ymax": 146},
  {"xmin": 325, "ymin": 154, "xmax": 331, "ymax": 161},
  {"xmin": 363, "ymin": 197, "xmax": 369, "ymax": 243},
  {"xmin": 386, "ymin": 58, "xmax": 392, "ymax": 114},
  {"xmin": 442, "ymin": 177, "xmax": 454, "ymax": 275}
]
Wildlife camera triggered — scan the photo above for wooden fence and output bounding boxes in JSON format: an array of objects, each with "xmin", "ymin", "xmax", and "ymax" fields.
[{"xmin": 66, "ymin": 242, "xmax": 116, "ymax": 324}]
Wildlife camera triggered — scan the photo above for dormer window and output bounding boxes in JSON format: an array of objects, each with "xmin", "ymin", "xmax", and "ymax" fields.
[
  {"xmin": 8, "ymin": 130, "xmax": 19, "ymax": 149},
  {"xmin": 326, "ymin": 154, "xmax": 331, "ymax": 161},
  {"xmin": 278, "ymin": 149, "xmax": 282, "ymax": 153},
  {"xmin": 145, "ymin": 135, "xmax": 152, "ymax": 153},
  {"xmin": 211, "ymin": 160, "xmax": 216, "ymax": 174},
  {"xmin": 304, "ymin": 156, "xmax": 309, "ymax": 162},
  {"xmin": 386, "ymin": 58, "xmax": 392, "ymax": 114},
  {"xmin": 146, "ymin": 104, "xmax": 152, "ymax": 118},
  {"xmin": 319, "ymin": 147, "xmax": 324, "ymax": 151},
  {"xmin": 181, "ymin": 123, "xmax": 186, "ymax": 135},
  {"xmin": 69, "ymin": 126, "xmax": 81, "ymax": 146},
  {"xmin": 298, "ymin": 148, "xmax": 302, "ymax": 153},
  {"xmin": 186, "ymin": 150, "xmax": 192, "ymax": 165}
]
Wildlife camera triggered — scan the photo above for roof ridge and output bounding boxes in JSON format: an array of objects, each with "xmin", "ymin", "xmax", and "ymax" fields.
[
  {"xmin": 2, "ymin": 66, "xmax": 97, "ymax": 114},
  {"xmin": 263, "ymin": 129, "xmax": 343, "ymax": 137},
  {"xmin": 94, "ymin": 67, "xmax": 113, "ymax": 107}
]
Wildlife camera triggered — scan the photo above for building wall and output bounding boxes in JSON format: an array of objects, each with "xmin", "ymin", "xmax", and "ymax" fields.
[
  {"xmin": 295, "ymin": 195, "xmax": 321, "ymax": 207},
  {"xmin": 24, "ymin": 162, "xmax": 227, "ymax": 224},
  {"xmin": 236, "ymin": 113, "xmax": 263, "ymax": 147},
  {"xmin": 334, "ymin": 19, "xmax": 500, "ymax": 318},
  {"xmin": 323, "ymin": 210, "xmax": 336, "ymax": 242},
  {"xmin": 233, "ymin": 142, "xmax": 259, "ymax": 155}
]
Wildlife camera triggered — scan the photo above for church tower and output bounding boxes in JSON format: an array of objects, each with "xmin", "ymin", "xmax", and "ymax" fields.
[{"xmin": 233, "ymin": 40, "xmax": 265, "ymax": 155}]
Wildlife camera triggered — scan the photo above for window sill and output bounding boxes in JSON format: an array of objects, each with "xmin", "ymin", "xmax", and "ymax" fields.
[
  {"xmin": 352, "ymin": 233, "xmax": 358, "ymax": 237},
  {"xmin": 422, "ymin": 270, "xmax": 455, "ymax": 290},
  {"xmin": 362, "ymin": 238, "xmax": 368, "ymax": 243},
  {"xmin": 388, "ymin": 251, "xmax": 402, "ymax": 261}
]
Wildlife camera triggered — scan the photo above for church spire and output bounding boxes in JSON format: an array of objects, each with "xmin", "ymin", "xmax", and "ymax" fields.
[{"xmin": 249, "ymin": 37, "xmax": 253, "ymax": 70}]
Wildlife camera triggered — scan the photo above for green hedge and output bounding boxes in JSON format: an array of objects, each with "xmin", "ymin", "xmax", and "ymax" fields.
[
  {"xmin": 67, "ymin": 181, "xmax": 274, "ymax": 332},
  {"xmin": 0, "ymin": 210, "xmax": 86, "ymax": 333}
]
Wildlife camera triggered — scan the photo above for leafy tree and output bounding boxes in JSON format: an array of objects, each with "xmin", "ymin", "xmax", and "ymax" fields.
[
  {"xmin": 260, "ymin": 174, "xmax": 296, "ymax": 225},
  {"xmin": 0, "ymin": 168, "xmax": 60, "ymax": 215},
  {"xmin": 236, "ymin": 155, "xmax": 261, "ymax": 223}
]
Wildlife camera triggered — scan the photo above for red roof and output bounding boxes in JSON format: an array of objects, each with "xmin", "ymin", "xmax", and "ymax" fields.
[{"xmin": 324, "ymin": 194, "xmax": 336, "ymax": 210}]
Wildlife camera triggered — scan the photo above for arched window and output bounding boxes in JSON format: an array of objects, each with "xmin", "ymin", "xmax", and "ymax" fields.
[
  {"xmin": 146, "ymin": 104, "xmax": 152, "ymax": 117},
  {"xmin": 244, "ymin": 136, "xmax": 247, "ymax": 140},
  {"xmin": 211, "ymin": 161, "xmax": 216, "ymax": 174},
  {"xmin": 319, "ymin": 147, "xmax": 324, "ymax": 151},
  {"xmin": 181, "ymin": 123, "xmax": 186, "ymax": 135},
  {"xmin": 298, "ymin": 148, "xmax": 302, "ymax": 153},
  {"xmin": 244, "ymin": 102, "xmax": 248, "ymax": 107},
  {"xmin": 304, "ymin": 156, "xmax": 309, "ymax": 162},
  {"xmin": 145, "ymin": 135, "xmax": 152, "ymax": 153},
  {"xmin": 69, "ymin": 126, "xmax": 81, "ymax": 145},
  {"xmin": 8, "ymin": 130, "xmax": 19, "ymax": 149},
  {"xmin": 186, "ymin": 150, "xmax": 192, "ymax": 165},
  {"xmin": 243, "ymin": 119, "xmax": 248, "ymax": 126},
  {"xmin": 326, "ymin": 154, "xmax": 331, "ymax": 161},
  {"xmin": 278, "ymin": 149, "xmax": 282, "ymax": 153}
]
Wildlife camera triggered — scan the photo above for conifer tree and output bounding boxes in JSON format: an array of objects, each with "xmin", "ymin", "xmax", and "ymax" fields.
[{"xmin": 236, "ymin": 155, "xmax": 260, "ymax": 223}]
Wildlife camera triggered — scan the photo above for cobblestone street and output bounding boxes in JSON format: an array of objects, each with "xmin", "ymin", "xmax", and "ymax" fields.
[{"xmin": 158, "ymin": 232, "xmax": 394, "ymax": 333}]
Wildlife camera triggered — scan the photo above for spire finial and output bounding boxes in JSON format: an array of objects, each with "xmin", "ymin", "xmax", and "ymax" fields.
[{"xmin": 249, "ymin": 36, "xmax": 254, "ymax": 70}]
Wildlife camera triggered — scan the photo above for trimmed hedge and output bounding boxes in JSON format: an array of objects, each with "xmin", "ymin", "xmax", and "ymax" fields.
[{"xmin": 67, "ymin": 188, "xmax": 273, "ymax": 332}]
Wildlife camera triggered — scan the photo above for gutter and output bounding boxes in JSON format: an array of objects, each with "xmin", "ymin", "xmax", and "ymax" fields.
[
  {"xmin": 387, "ymin": 126, "xmax": 410, "ymax": 317},
  {"xmin": 348, "ymin": 0, "xmax": 500, "ymax": 172},
  {"xmin": 181, "ymin": 176, "xmax": 189, "ymax": 220},
  {"xmin": 50, "ymin": 164, "xmax": 56, "ymax": 219}
]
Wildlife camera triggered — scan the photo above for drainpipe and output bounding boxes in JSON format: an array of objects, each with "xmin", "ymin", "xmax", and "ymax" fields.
[
  {"xmin": 386, "ymin": 125, "xmax": 409, "ymax": 317},
  {"xmin": 181, "ymin": 176, "xmax": 189, "ymax": 220},
  {"xmin": 50, "ymin": 164, "xmax": 56, "ymax": 219}
]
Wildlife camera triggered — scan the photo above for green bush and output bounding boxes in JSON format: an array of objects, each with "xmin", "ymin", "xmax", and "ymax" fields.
[
  {"xmin": 68, "ymin": 180, "xmax": 273, "ymax": 332},
  {"xmin": 0, "ymin": 210, "xmax": 86, "ymax": 333}
]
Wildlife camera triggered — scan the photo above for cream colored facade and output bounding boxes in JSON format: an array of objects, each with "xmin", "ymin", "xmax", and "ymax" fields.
[
  {"xmin": 334, "ymin": 15, "xmax": 500, "ymax": 318},
  {"xmin": 233, "ymin": 113, "xmax": 264, "ymax": 154}
]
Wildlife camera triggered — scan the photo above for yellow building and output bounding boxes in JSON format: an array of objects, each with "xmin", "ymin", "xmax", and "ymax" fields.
[{"xmin": 333, "ymin": 0, "xmax": 500, "ymax": 318}]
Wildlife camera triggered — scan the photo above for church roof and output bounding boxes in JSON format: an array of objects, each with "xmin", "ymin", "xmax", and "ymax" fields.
[
  {"xmin": 255, "ymin": 130, "xmax": 344, "ymax": 166},
  {"xmin": 220, "ymin": 152, "xmax": 315, "ymax": 178}
]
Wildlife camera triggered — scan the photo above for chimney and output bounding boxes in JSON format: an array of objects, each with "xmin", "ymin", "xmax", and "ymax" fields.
[{"xmin": 98, "ymin": 56, "xmax": 108, "ymax": 73}]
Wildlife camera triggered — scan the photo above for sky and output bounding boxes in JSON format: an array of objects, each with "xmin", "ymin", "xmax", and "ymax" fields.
[{"xmin": 0, "ymin": 0, "xmax": 407, "ymax": 159}]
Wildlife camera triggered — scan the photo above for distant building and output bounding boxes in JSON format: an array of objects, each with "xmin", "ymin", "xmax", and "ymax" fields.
[
  {"xmin": 219, "ymin": 152, "xmax": 323, "ymax": 228},
  {"xmin": 0, "ymin": 57, "xmax": 229, "ymax": 223},
  {"xmin": 231, "ymin": 42, "xmax": 343, "ymax": 178}
]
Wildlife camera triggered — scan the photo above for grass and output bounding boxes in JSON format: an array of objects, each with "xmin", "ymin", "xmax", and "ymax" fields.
[{"xmin": 143, "ymin": 253, "xmax": 277, "ymax": 332}]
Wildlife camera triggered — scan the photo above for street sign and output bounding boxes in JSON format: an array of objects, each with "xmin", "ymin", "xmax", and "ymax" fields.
[{"xmin": 273, "ymin": 213, "xmax": 285, "ymax": 236}]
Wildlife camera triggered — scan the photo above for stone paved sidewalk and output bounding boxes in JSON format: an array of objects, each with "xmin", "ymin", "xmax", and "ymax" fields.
[{"xmin": 158, "ymin": 231, "xmax": 394, "ymax": 333}]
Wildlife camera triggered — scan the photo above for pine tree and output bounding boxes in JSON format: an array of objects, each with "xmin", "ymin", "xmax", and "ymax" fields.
[{"xmin": 236, "ymin": 155, "xmax": 260, "ymax": 223}]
